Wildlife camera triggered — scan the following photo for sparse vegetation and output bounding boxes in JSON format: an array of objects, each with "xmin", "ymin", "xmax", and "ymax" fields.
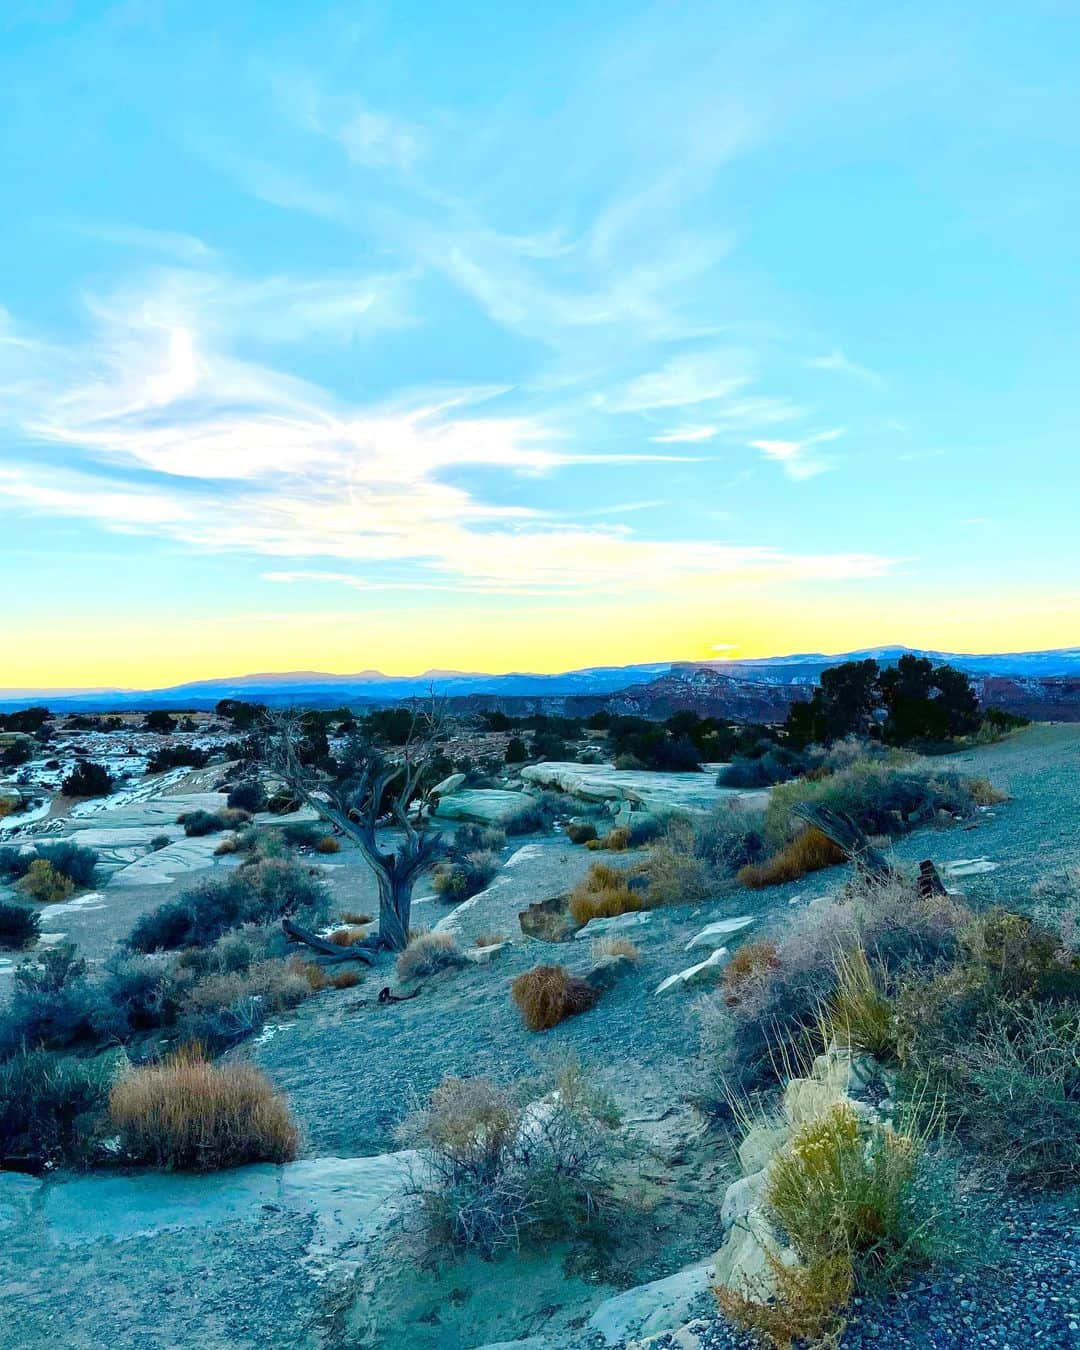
[
  {"xmin": 397, "ymin": 1065, "xmax": 620, "ymax": 1255},
  {"xmin": 396, "ymin": 931, "xmax": 467, "ymax": 980},
  {"xmin": 109, "ymin": 1046, "xmax": 299, "ymax": 1171},
  {"xmin": 0, "ymin": 900, "xmax": 41, "ymax": 948},
  {"xmin": 61, "ymin": 760, "xmax": 114, "ymax": 798},
  {"xmin": 511, "ymin": 964, "xmax": 600, "ymax": 1031},
  {"xmin": 737, "ymin": 827, "xmax": 847, "ymax": 890},
  {"xmin": 432, "ymin": 849, "xmax": 499, "ymax": 901},
  {"xmin": 18, "ymin": 858, "xmax": 76, "ymax": 903}
]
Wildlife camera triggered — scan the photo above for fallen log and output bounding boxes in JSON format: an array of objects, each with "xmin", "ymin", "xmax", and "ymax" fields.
[
  {"xmin": 281, "ymin": 918, "xmax": 376, "ymax": 964},
  {"xmin": 793, "ymin": 804, "xmax": 894, "ymax": 881}
]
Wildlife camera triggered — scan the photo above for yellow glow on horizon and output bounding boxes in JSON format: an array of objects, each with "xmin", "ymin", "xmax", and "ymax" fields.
[{"xmin": 6, "ymin": 585, "xmax": 1078, "ymax": 689}]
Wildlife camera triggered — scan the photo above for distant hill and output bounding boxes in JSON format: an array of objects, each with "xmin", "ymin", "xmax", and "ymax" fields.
[{"xmin": 2, "ymin": 647, "xmax": 1079, "ymax": 718}]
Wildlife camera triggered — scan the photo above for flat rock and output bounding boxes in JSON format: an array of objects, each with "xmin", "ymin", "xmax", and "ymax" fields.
[
  {"xmin": 432, "ymin": 789, "xmax": 530, "ymax": 826},
  {"xmin": 654, "ymin": 946, "xmax": 729, "ymax": 995},
  {"xmin": 431, "ymin": 773, "xmax": 467, "ymax": 797},
  {"xmin": 521, "ymin": 762, "xmax": 743, "ymax": 816},
  {"xmin": 574, "ymin": 910, "xmax": 653, "ymax": 939},
  {"xmin": 684, "ymin": 916, "xmax": 754, "ymax": 950}
]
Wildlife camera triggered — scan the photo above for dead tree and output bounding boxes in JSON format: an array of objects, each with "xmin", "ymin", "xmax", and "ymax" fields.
[
  {"xmin": 266, "ymin": 702, "xmax": 449, "ymax": 953},
  {"xmin": 794, "ymin": 803, "xmax": 895, "ymax": 883}
]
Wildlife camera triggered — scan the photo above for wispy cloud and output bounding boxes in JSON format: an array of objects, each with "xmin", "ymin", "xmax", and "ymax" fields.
[
  {"xmin": 805, "ymin": 347, "xmax": 885, "ymax": 388},
  {"xmin": 750, "ymin": 428, "xmax": 845, "ymax": 479}
]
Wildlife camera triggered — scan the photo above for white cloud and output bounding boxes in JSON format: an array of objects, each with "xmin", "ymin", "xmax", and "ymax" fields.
[
  {"xmin": 651, "ymin": 426, "xmax": 719, "ymax": 443},
  {"xmin": 599, "ymin": 348, "xmax": 752, "ymax": 413},
  {"xmin": 750, "ymin": 428, "xmax": 845, "ymax": 479},
  {"xmin": 805, "ymin": 348, "xmax": 885, "ymax": 388}
]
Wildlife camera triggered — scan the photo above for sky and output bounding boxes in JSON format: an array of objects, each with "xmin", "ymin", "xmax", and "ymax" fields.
[{"xmin": 1, "ymin": 1, "xmax": 1079, "ymax": 689}]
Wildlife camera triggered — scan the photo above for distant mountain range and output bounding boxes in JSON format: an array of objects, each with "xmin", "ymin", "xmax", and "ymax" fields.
[{"xmin": 3, "ymin": 646, "xmax": 1079, "ymax": 719}]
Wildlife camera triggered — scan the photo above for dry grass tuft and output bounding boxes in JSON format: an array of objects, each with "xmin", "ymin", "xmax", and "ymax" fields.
[
  {"xmin": 109, "ymin": 1045, "xmax": 299, "ymax": 1170},
  {"xmin": 214, "ymin": 836, "xmax": 239, "ymax": 856},
  {"xmin": 397, "ymin": 931, "xmax": 467, "ymax": 981},
  {"xmin": 315, "ymin": 834, "xmax": 341, "ymax": 853},
  {"xmin": 566, "ymin": 821, "xmax": 598, "ymax": 845},
  {"xmin": 821, "ymin": 947, "xmax": 895, "ymax": 1057},
  {"xmin": 569, "ymin": 862, "xmax": 646, "ymax": 926},
  {"xmin": 586, "ymin": 826, "xmax": 632, "ymax": 852},
  {"xmin": 327, "ymin": 925, "xmax": 369, "ymax": 947},
  {"xmin": 716, "ymin": 1251, "xmax": 853, "ymax": 1348},
  {"xmin": 341, "ymin": 911, "xmax": 372, "ymax": 925},
  {"xmin": 967, "ymin": 776, "xmax": 1008, "ymax": 807},
  {"xmin": 287, "ymin": 956, "xmax": 331, "ymax": 991},
  {"xmin": 510, "ymin": 964, "xmax": 600, "ymax": 1031},
  {"xmin": 590, "ymin": 935, "xmax": 641, "ymax": 963},
  {"xmin": 329, "ymin": 969, "xmax": 361, "ymax": 989},
  {"xmin": 737, "ymin": 828, "xmax": 846, "ymax": 890},
  {"xmin": 474, "ymin": 932, "xmax": 506, "ymax": 948}
]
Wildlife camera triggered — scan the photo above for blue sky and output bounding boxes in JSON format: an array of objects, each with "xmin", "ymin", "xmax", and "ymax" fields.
[{"xmin": 1, "ymin": 1, "xmax": 1078, "ymax": 686}]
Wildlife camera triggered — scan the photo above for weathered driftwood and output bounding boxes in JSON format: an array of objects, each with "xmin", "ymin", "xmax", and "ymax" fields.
[
  {"xmin": 282, "ymin": 918, "xmax": 376, "ymax": 964},
  {"xmin": 794, "ymin": 803, "xmax": 894, "ymax": 881}
]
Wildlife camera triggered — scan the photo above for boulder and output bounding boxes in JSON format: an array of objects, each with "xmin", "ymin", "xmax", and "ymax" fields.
[
  {"xmin": 712, "ymin": 1207, "xmax": 796, "ymax": 1300},
  {"xmin": 654, "ymin": 947, "xmax": 729, "ymax": 995},
  {"xmin": 585, "ymin": 953, "xmax": 636, "ymax": 992},
  {"xmin": 432, "ymin": 789, "xmax": 531, "ymax": 827},
  {"xmin": 574, "ymin": 910, "xmax": 653, "ymax": 940},
  {"xmin": 588, "ymin": 1257, "xmax": 717, "ymax": 1345},
  {"xmin": 737, "ymin": 1119, "xmax": 790, "ymax": 1175},
  {"xmin": 684, "ymin": 916, "xmax": 754, "ymax": 951},
  {"xmin": 720, "ymin": 1169, "xmax": 766, "ymax": 1234},
  {"xmin": 430, "ymin": 773, "xmax": 467, "ymax": 798},
  {"xmin": 518, "ymin": 895, "xmax": 576, "ymax": 942}
]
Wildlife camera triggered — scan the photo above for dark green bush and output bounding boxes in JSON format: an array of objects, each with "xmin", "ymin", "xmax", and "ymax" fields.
[
  {"xmin": 227, "ymin": 780, "xmax": 267, "ymax": 813},
  {"xmin": 61, "ymin": 761, "xmax": 114, "ymax": 798},
  {"xmin": 147, "ymin": 745, "xmax": 210, "ymax": 773},
  {"xmin": 0, "ymin": 1049, "xmax": 114, "ymax": 1168},
  {"xmin": 0, "ymin": 902, "xmax": 40, "ymax": 949},
  {"xmin": 128, "ymin": 858, "xmax": 328, "ymax": 952}
]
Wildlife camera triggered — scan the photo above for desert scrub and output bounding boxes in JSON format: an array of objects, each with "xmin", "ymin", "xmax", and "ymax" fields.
[
  {"xmin": 431, "ymin": 849, "xmax": 498, "ymax": 901},
  {"xmin": 109, "ymin": 1046, "xmax": 299, "ymax": 1171},
  {"xmin": 504, "ymin": 791, "xmax": 562, "ymax": 836},
  {"xmin": 0, "ymin": 900, "xmax": 41, "ymax": 949},
  {"xmin": 702, "ymin": 875, "xmax": 971, "ymax": 1101},
  {"xmin": 737, "ymin": 827, "xmax": 846, "ymax": 890},
  {"xmin": 18, "ymin": 858, "xmax": 76, "ymax": 903},
  {"xmin": 586, "ymin": 826, "xmax": 632, "ymax": 852},
  {"xmin": 396, "ymin": 931, "xmax": 467, "ymax": 980},
  {"xmin": 129, "ymin": 857, "xmax": 328, "ymax": 951},
  {"xmin": 314, "ymin": 834, "xmax": 341, "ymax": 854},
  {"xmin": 820, "ymin": 947, "xmax": 895, "ymax": 1058},
  {"xmin": 719, "ymin": 1102, "xmax": 962, "ymax": 1345},
  {"xmin": 764, "ymin": 760, "xmax": 990, "ymax": 847},
  {"xmin": 327, "ymin": 924, "xmax": 370, "ymax": 946},
  {"xmin": 0, "ymin": 1048, "xmax": 116, "ymax": 1169},
  {"xmin": 397, "ymin": 1066, "xmax": 620, "ymax": 1256},
  {"xmin": 566, "ymin": 820, "xmax": 599, "ymax": 845},
  {"xmin": 511, "ymin": 964, "xmax": 600, "ymax": 1031}
]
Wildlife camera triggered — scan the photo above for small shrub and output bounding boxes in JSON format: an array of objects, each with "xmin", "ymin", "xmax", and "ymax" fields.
[
  {"xmin": 432, "ymin": 850, "xmax": 499, "ymax": 901},
  {"xmin": 594, "ymin": 826, "xmax": 632, "ymax": 852},
  {"xmin": 129, "ymin": 858, "xmax": 328, "ymax": 952},
  {"xmin": 504, "ymin": 792, "xmax": 562, "ymax": 836},
  {"xmin": 453, "ymin": 823, "xmax": 507, "ymax": 853},
  {"xmin": 643, "ymin": 823, "xmax": 713, "ymax": 906},
  {"xmin": 398, "ymin": 1066, "xmax": 619, "ymax": 1255},
  {"xmin": 177, "ymin": 809, "xmax": 226, "ymax": 837},
  {"xmin": 18, "ymin": 859, "xmax": 76, "ymax": 903},
  {"xmin": 967, "ymin": 776, "xmax": 1007, "ymax": 807},
  {"xmin": 109, "ymin": 1047, "xmax": 299, "ymax": 1170},
  {"xmin": 315, "ymin": 834, "xmax": 341, "ymax": 854},
  {"xmin": 821, "ymin": 947, "xmax": 895, "ymax": 1058},
  {"xmin": 214, "ymin": 836, "xmax": 239, "ymax": 855},
  {"xmin": 0, "ymin": 1049, "xmax": 114, "ymax": 1167},
  {"xmin": 36, "ymin": 842, "xmax": 98, "ymax": 887},
  {"xmin": 227, "ymin": 781, "xmax": 267, "ymax": 813},
  {"xmin": 566, "ymin": 820, "xmax": 598, "ymax": 845},
  {"xmin": 721, "ymin": 941, "xmax": 780, "ymax": 1006},
  {"xmin": 148, "ymin": 834, "xmax": 171, "ymax": 852},
  {"xmin": 397, "ymin": 931, "xmax": 467, "ymax": 981},
  {"xmin": 474, "ymin": 931, "xmax": 506, "ymax": 948},
  {"xmin": 591, "ymin": 935, "xmax": 641, "ymax": 963},
  {"xmin": 0, "ymin": 900, "xmax": 40, "ymax": 949},
  {"xmin": 511, "ymin": 964, "xmax": 600, "ymax": 1031},
  {"xmin": 329, "ymin": 969, "xmax": 361, "ymax": 989},
  {"xmin": 61, "ymin": 761, "xmax": 113, "ymax": 798},
  {"xmin": 341, "ymin": 910, "xmax": 373, "ymax": 926},
  {"xmin": 737, "ymin": 828, "xmax": 846, "ymax": 890}
]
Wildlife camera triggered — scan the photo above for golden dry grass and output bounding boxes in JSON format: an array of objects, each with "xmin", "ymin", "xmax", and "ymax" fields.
[
  {"xmin": 569, "ymin": 861, "xmax": 646, "ymax": 926},
  {"xmin": 109, "ymin": 1046, "xmax": 299, "ymax": 1170},
  {"xmin": 327, "ymin": 925, "xmax": 369, "ymax": 946},
  {"xmin": 590, "ymin": 935, "xmax": 641, "ymax": 963},
  {"xmin": 315, "ymin": 834, "xmax": 341, "ymax": 854},
  {"xmin": 737, "ymin": 827, "xmax": 846, "ymax": 890},
  {"xmin": 341, "ymin": 911, "xmax": 373, "ymax": 925},
  {"xmin": 510, "ymin": 964, "xmax": 600, "ymax": 1031},
  {"xmin": 967, "ymin": 776, "xmax": 1008, "ymax": 807},
  {"xmin": 474, "ymin": 932, "xmax": 507, "ymax": 948},
  {"xmin": 329, "ymin": 969, "xmax": 361, "ymax": 989}
]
